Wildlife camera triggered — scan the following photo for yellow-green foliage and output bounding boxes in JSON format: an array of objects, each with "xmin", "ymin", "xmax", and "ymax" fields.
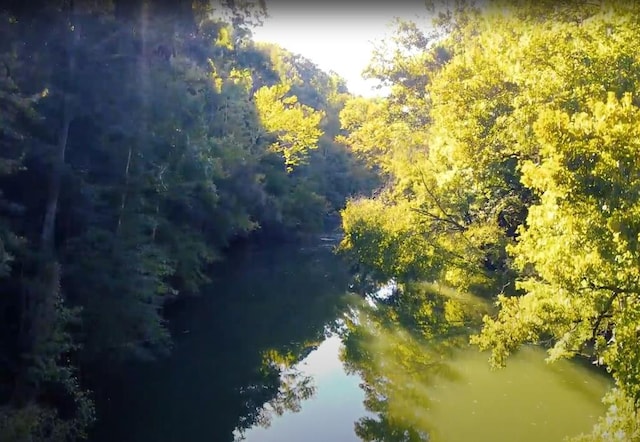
[
  {"xmin": 468, "ymin": 8, "xmax": 640, "ymax": 418},
  {"xmin": 340, "ymin": 2, "xmax": 640, "ymax": 438},
  {"xmin": 340, "ymin": 198, "xmax": 438, "ymax": 281},
  {"xmin": 254, "ymin": 82, "xmax": 323, "ymax": 170},
  {"xmin": 572, "ymin": 388, "xmax": 640, "ymax": 442}
]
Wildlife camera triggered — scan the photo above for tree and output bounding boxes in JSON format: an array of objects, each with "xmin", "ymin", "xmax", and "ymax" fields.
[
  {"xmin": 339, "ymin": 2, "xmax": 640, "ymax": 439},
  {"xmin": 254, "ymin": 82, "xmax": 323, "ymax": 171},
  {"xmin": 0, "ymin": 1, "xmax": 372, "ymax": 438}
]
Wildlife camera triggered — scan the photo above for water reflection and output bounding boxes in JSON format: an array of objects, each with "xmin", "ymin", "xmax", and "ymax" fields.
[
  {"xmin": 339, "ymin": 282, "xmax": 478, "ymax": 441},
  {"xmin": 237, "ymin": 335, "xmax": 368, "ymax": 442},
  {"xmin": 90, "ymin": 242, "xmax": 354, "ymax": 442},
  {"xmin": 90, "ymin": 244, "xmax": 612, "ymax": 442},
  {"xmin": 339, "ymin": 282, "xmax": 612, "ymax": 442},
  {"xmin": 233, "ymin": 345, "xmax": 318, "ymax": 439}
]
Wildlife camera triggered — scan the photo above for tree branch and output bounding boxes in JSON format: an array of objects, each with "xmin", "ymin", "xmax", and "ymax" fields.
[
  {"xmin": 411, "ymin": 207, "xmax": 465, "ymax": 232},
  {"xmin": 591, "ymin": 290, "xmax": 621, "ymax": 342}
]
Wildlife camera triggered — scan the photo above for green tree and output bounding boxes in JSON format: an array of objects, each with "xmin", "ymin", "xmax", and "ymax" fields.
[
  {"xmin": 339, "ymin": 2, "xmax": 640, "ymax": 439},
  {"xmin": 0, "ymin": 1, "xmax": 374, "ymax": 438},
  {"xmin": 254, "ymin": 82, "xmax": 323, "ymax": 171}
]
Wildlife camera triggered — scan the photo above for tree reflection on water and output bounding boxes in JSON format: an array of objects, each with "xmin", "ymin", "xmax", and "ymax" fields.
[
  {"xmin": 339, "ymin": 282, "xmax": 489, "ymax": 442},
  {"xmin": 234, "ymin": 345, "xmax": 319, "ymax": 440}
]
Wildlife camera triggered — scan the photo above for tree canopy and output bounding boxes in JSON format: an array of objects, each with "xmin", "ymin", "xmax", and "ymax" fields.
[
  {"xmin": 0, "ymin": 2, "xmax": 375, "ymax": 439},
  {"xmin": 338, "ymin": 2, "xmax": 640, "ymax": 439}
]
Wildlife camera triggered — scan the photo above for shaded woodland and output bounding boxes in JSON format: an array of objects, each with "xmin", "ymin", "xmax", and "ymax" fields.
[{"xmin": 0, "ymin": 1, "xmax": 376, "ymax": 439}]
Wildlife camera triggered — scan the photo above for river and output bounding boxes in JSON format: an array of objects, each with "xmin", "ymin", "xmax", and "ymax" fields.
[{"xmin": 90, "ymin": 239, "xmax": 612, "ymax": 442}]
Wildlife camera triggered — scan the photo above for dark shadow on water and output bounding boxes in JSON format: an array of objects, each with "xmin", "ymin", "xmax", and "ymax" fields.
[
  {"xmin": 90, "ymin": 248, "xmax": 612, "ymax": 442},
  {"xmin": 89, "ymin": 241, "xmax": 353, "ymax": 442}
]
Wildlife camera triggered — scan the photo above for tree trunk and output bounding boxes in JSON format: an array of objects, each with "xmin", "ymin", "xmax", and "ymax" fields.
[
  {"xmin": 13, "ymin": 0, "xmax": 78, "ymax": 405},
  {"xmin": 117, "ymin": 0, "xmax": 149, "ymax": 236},
  {"xmin": 40, "ymin": 96, "xmax": 72, "ymax": 252},
  {"xmin": 116, "ymin": 143, "xmax": 132, "ymax": 235}
]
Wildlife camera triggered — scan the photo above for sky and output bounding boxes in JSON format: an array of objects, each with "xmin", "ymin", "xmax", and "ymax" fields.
[{"xmin": 250, "ymin": 1, "xmax": 432, "ymax": 97}]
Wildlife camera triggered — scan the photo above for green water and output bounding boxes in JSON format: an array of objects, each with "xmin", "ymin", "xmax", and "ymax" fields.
[
  {"xmin": 423, "ymin": 347, "xmax": 611, "ymax": 441},
  {"xmin": 90, "ymin": 241, "xmax": 611, "ymax": 442}
]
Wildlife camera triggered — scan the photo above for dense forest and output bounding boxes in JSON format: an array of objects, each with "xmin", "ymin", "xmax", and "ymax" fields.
[
  {"xmin": 0, "ymin": 1, "xmax": 377, "ymax": 439},
  {"xmin": 339, "ymin": 1, "xmax": 640, "ymax": 440},
  {"xmin": 3, "ymin": 0, "xmax": 640, "ymax": 441}
]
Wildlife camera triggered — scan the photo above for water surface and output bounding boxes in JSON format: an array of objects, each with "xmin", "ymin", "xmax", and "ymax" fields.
[{"xmin": 90, "ymin": 241, "xmax": 611, "ymax": 442}]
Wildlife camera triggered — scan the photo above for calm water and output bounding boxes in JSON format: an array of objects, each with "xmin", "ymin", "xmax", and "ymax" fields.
[{"xmin": 90, "ymin": 240, "xmax": 611, "ymax": 442}]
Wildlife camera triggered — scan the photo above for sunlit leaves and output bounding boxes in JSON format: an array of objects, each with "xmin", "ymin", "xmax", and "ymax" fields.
[
  {"xmin": 476, "ymin": 91, "xmax": 640, "ymax": 397},
  {"xmin": 573, "ymin": 388, "xmax": 640, "ymax": 442},
  {"xmin": 456, "ymin": 5, "xmax": 640, "ymax": 435},
  {"xmin": 254, "ymin": 82, "xmax": 323, "ymax": 170},
  {"xmin": 340, "ymin": 198, "xmax": 440, "ymax": 282},
  {"xmin": 340, "ymin": 2, "xmax": 640, "ymax": 438}
]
